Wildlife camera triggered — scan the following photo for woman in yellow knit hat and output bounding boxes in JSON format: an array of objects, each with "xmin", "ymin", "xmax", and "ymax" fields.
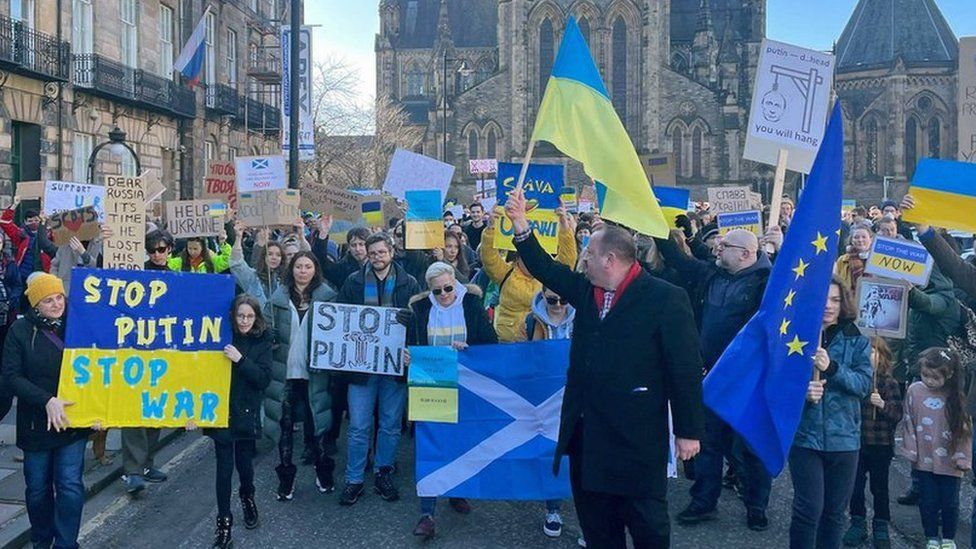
[{"xmin": 2, "ymin": 272, "xmax": 90, "ymax": 549}]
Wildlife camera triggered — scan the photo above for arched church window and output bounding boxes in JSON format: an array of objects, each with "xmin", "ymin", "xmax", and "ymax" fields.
[
  {"xmin": 612, "ymin": 17, "xmax": 627, "ymax": 122},
  {"xmin": 672, "ymin": 127, "xmax": 684, "ymax": 177},
  {"xmin": 865, "ymin": 118, "xmax": 879, "ymax": 176},
  {"xmin": 928, "ymin": 117, "xmax": 941, "ymax": 159},
  {"xmin": 692, "ymin": 127, "xmax": 704, "ymax": 178},
  {"xmin": 468, "ymin": 130, "xmax": 479, "ymax": 159},
  {"xmin": 405, "ymin": 63, "xmax": 425, "ymax": 96},
  {"xmin": 486, "ymin": 127, "xmax": 497, "ymax": 158},
  {"xmin": 905, "ymin": 117, "xmax": 918, "ymax": 179},
  {"xmin": 579, "ymin": 17, "xmax": 591, "ymax": 45},
  {"xmin": 539, "ymin": 19, "xmax": 555, "ymax": 101}
]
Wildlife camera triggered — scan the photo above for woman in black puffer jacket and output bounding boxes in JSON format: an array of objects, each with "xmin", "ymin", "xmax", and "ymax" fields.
[{"xmin": 205, "ymin": 294, "xmax": 272, "ymax": 549}]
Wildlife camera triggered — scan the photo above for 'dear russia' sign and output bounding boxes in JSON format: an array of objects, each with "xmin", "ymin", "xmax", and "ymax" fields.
[{"xmin": 57, "ymin": 269, "xmax": 235, "ymax": 428}]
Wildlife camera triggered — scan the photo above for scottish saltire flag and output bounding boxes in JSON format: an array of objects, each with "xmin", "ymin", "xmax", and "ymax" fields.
[
  {"xmin": 531, "ymin": 17, "xmax": 669, "ymax": 237},
  {"xmin": 415, "ymin": 340, "xmax": 571, "ymax": 500},
  {"xmin": 655, "ymin": 186, "xmax": 691, "ymax": 229},
  {"xmin": 174, "ymin": 7, "xmax": 210, "ymax": 85},
  {"xmin": 902, "ymin": 158, "xmax": 976, "ymax": 233},
  {"xmin": 702, "ymin": 103, "xmax": 845, "ymax": 476}
]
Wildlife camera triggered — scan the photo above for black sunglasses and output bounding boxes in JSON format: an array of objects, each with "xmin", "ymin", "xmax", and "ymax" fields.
[
  {"xmin": 545, "ymin": 296, "xmax": 569, "ymax": 305},
  {"xmin": 431, "ymin": 285, "xmax": 454, "ymax": 296},
  {"xmin": 150, "ymin": 246, "xmax": 170, "ymax": 254}
]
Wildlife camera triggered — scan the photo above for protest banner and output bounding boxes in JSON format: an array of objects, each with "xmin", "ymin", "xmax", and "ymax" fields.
[
  {"xmin": 749, "ymin": 191, "xmax": 764, "ymax": 211},
  {"xmin": 237, "ymin": 189, "xmax": 300, "ymax": 227},
  {"xmin": 902, "ymin": 158, "xmax": 976, "ymax": 233},
  {"xmin": 103, "ymin": 175, "xmax": 146, "ymax": 270},
  {"xmin": 361, "ymin": 197, "xmax": 383, "ymax": 227},
  {"xmin": 495, "ymin": 162, "xmax": 563, "ymax": 254},
  {"xmin": 469, "ymin": 158, "xmax": 498, "ymax": 175},
  {"xmin": 382, "ymin": 149, "xmax": 455, "ymax": 200},
  {"xmin": 744, "ymin": 39, "xmax": 835, "ymax": 175},
  {"xmin": 408, "ymin": 346, "xmax": 459, "ymax": 424},
  {"xmin": 14, "ymin": 180, "xmax": 45, "ymax": 202},
  {"xmin": 300, "ymin": 182, "xmax": 363, "ymax": 221},
  {"xmin": 707, "ymin": 186, "xmax": 753, "ymax": 214},
  {"xmin": 309, "ymin": 303, "xmax": 406, "ymax": 376},
  {"xmin": 43, "ymin": 181, "xmax": 106, "ymax": 222},
  {"xmin": 560, "ymin": 188, "xmax": 578, "ymax": 212},
  {"xmin": 49, "ymin": 206, "xmax": 100, "ymax": 246},
  {"xmin": 717, "ymin": 210, "xmax": 763, "ymax": 237},
  {"xmin": 864, "ymin": 235, "xmax": 934, "ymax": 286},
  {"xmin": 639, "ymin": 153, "xmax": 676, "ymax": 187},
  {"xmin": 405, "ymin": 189, "xmax": 444, "ymax": 249},
  {"xmin": 855, "ymin": 277, "xmax": 909, "ymax": 339},
  {"xmin": 165, "ymin": 200, "xmax": 226, "ymax": 238},
  {"xmin": 959, "ymin": 37, "xmax": 976, "ymax": 163},
  {"xmin": 235, "ymin": 155, "xmax": 287, "ymax": 193},
  {"xmin": 58, "ymin": 269, "xmax": 234, "ymax": 427},
  {"xmin": 203, "ymin": 161, "xmax": 237, "ymax": 209},
  {"xmin": 841, "ymin": 199, "xmax": 857, "ymax": 213}
]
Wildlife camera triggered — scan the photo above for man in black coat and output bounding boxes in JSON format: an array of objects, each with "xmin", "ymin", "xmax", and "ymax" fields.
[{"xmin": 506, "ymin": 190, "xmax": 704, "ymax": 548}]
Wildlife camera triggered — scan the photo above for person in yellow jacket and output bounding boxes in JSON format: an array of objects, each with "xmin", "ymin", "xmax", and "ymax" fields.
[
  {"xmin": 168, "ymin": 235, "xmax": 232, "ymax": 273},
  {"xmin": 480, "ymin": 208, "xmax": 577, "ymax": 342}
]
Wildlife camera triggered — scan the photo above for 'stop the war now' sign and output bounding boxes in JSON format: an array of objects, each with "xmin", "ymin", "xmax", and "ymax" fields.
[{"xmin": 865, "ymin": 236, "xmax": 934, "ymax": 287}]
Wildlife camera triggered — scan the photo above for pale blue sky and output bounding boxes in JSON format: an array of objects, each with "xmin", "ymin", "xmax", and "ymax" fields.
[{"xmin": 306, "ymin": 0, "xmax": 976, "ymax": 106}]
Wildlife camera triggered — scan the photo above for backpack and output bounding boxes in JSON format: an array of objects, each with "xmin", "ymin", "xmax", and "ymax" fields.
[{"xmin": 524, "ymin": 314, "xmax": 537, "ymax": 342}]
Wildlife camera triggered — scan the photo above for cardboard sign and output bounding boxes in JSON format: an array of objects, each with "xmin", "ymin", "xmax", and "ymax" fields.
[
  {"xmin": 44, "ymin": 181, "xmax": 106, "ymax": 222},
  {"xmin": 58, "ymin": 269, "xmax": 234, "ymax": 427},
  {"xmin": 841, "ymin": 199, "xmax": 857, "ymax": 213},
  {"xmin": 382, "ymin": 195, "xmax": 404, "ymax": 224},
  {"xmin": 203, "ymin": 161, "xmax": 237, "ymax": 209},
  {"xmin": 165, "ymin": 200, "xmax": 226, "ymax": 238},
  {"xmin": 300, "ymin": 183, "xmax": 363, "ymax": 222},
  {"xmin": 382, "ymin": 149, "xmax": 455, "ymax": 200},
  {"xmin": 309, "ymin": 303, "xmax": 406, "ymax": 376},
  {"xmin": 237, "ymin": 189, "xmax": 300, "ymax": 227},
  {"xmin": 855, "ymin": 277, "xmax": 909, "ymax": 339},
  {"xmin": 235, "ymin": 155, "xmax": 287, "ymax": 193},
  {"xmin": 744, "ymin": 39, "xmax": 835, "ymax": 174},
  {"xmin": 49, "ymin": 206, "xmax": 100, "ymax": 246},
  {"xmin": 640, "ymin": 153, "xmax": 677, "ymax": 187},
  {"xmin": 14, "ymin": 180, "xmax": 45, "ymax": 202},
  {"xmin": 864, "ymin": 236, "xmax": 934, "ymax": 287},
  {"xmin": 717, "ymin": 210, "xmax": 763, "ymax": 237},
  {"xmin": 405, "ymin": 190, "xmax": 444, "ymax": 250},
  {"xmin": 959, "ymin": 37, "xmax": 976, "ymax": 163},
  {"xmin": 707, "ymin": 186, "xmax": 753, "ymax": 214},
  {"xmin": 102, "ymin": 175, "xmax": 146, "ymax": 270},
  {"xmin": 469, "ymin": 158, "xmax": 498, "ymax": 175}
]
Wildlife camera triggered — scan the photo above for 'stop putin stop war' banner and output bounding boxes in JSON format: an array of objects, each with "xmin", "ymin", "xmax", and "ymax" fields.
[{"xmin": 58, "ymin": 269, "xmax": 235, "ymax": 428}]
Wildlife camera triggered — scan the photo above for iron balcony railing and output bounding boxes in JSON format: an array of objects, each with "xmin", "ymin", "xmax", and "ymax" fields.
[
  {"xmin": 206, "ymin": 83, "xmax": 240, "ymax": 115},
  {"xmin": 73, "ymin": 54, "xmax": 195, "ymax": 119},
  {"xmin": 0, "ymin": 15, "xmax": 70, "ymax": 81}
]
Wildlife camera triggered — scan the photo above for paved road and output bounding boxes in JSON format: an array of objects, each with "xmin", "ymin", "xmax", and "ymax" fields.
[{"xmin": 64, "ymin": 428, "xmax": 973, "ymax": 548}]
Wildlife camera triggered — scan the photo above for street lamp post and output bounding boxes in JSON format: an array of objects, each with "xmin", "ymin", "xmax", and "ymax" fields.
[
  {"xmin": 441, "ymin": 52, "xmax": 472, "ymax": 162},
  {"xmin": 87, "ymin": 126, "xmax": 141, "ymax": 185}
]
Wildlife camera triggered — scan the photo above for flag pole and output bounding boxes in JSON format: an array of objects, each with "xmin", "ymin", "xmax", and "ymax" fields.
[
  {"xmin": 514, "ymin": 140, "xmax": 537, "ymax": 193},
  {"xmin": 764, "ymin": 149, "xmax": 789, "ymax": 254}
]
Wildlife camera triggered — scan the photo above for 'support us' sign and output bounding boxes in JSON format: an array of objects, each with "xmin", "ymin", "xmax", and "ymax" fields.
[{"xmin": 310, "ymin": 303, "xmax": 406, "ymax": 376}]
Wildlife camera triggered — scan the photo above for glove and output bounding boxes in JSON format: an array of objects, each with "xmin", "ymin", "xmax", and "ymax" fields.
[{"xmin": 395, "ymin": 308, "xmax": 414, "ymax": 327}]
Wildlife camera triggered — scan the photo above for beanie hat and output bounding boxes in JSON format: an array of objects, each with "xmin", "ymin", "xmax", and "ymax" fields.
[
  {"xmin": 699, "ymin": 223, "xmax": 720, "ymax": 242},
  {"xmin": 880, "ymin": 199, "xmax": 899, "ymax": 211},
  {"xmin": 25, "ymin": 272, "xmax": 65, "ymax": 307}
]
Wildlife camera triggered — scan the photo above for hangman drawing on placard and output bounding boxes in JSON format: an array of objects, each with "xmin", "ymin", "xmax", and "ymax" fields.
[{"xmin": 763, "ymin": 64, "xmax": 824, "ymax": 133}]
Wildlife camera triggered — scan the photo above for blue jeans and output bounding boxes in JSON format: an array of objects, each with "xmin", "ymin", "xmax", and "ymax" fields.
[
  {"xmin": 917, "ymin": 470, "xmax": 960, "ymax": 541},
  {"xmin": 344, "ymin": 376, "xmax": 406, "ymax": 484},
  {"xmin": 23, "ymin": 438, "xmax": 87, "ymax": 549},
  {"xmin": 690, "ymin": 409, "xmax": 772, "ymax": 512}
]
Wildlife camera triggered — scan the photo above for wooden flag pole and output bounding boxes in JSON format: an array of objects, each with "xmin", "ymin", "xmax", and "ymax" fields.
[
  {"xmin": 764, "ymin": 149, "xmax": 789, "ymax": 254},
  {"xmin": 514, "ymin": 140, "xmax": 538, "ymax": 194}
]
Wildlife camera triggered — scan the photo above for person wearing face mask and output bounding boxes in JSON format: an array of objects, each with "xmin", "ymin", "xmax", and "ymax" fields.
[
  {"xmin": 229, "ymin": 222, "xmax": 286, "ymax": 310},
  {"xmin": 403, "ymin": 262, "xmax": 497, "ymax": 539},
  {"xmin": 834, "ymin": 225, "xmax": 874, "ymax": 291},
  {"xmin": 790, "ymin": 277, "xmax": 872, "ymax": 549},
  {"xmin": 2, "ymin": 273, "xmax": 90, "ymax": 549}
]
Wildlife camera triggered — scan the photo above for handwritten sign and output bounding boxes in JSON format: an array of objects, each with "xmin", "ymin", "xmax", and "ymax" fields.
[
  {"xmin": 14, "ymin": 180, "xmax": 45, "ymax": 202},
  {"xmin": 44, "ymin": 181, "xmax": 105, "ymax": 222},
  {"xmin": 707, "ymin": 186, "xmax": 753, "ymax": 214},
  {"xmin": 237, "ymin": 189, "xmax": 300, "ymax": 227},
  {"xmin": 49, "ymin": 206, "xmax": 100, "ymax": 246},
  {"xmin": 165, "ymin": 200, "xmax": 225, "ymax": 238},
  {"xmin": 310, "ymin": 303, "xmax": 406, "ymax": 376},
  {"xmin": 235, "ymin": 155, "xmax": 286, "ymax": 193},
  {"xmin": 58, "ymin": 269, "xmax": 234, "ymax": 427},
  {"xmin": 469, "ymin": 158, "xmax": 498, "ymax": 175},
  {"xmin": 717, "ymin": 211, "xmax": 763, "ymax": 237},
  {"xmin": 203, "ymin": 161, "xmax": 237, "ymax": 209},
  {"xmin": 382, "ymin": 149, "xmax": 455, "ymax": 200},
  {"xmin": 103, "ymin": 175, "xmax": 146, "ymax": 270},
  {"xmin": 865, "ymin": 236, "xmax": 934, "ymax": 286},
  {"xmin": 300, "ymin": 183, "xmax": 363, "ymax": 222}
]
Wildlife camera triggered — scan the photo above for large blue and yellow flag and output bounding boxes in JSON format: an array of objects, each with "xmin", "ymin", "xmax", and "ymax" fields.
[
  {"xmin": 702, "ymin": 103, "xmax": 844, "ymax": 476},
  {"xmin": 655, "ymin": 186, "xmax": 691, "ymax": 229},
  {"xmin": 531, "ymin": 17, "xmax": 669, "ymax": 237},
  {"xmin": 902, "ymin": 158, "xmax": 976, "ymax": 233}
]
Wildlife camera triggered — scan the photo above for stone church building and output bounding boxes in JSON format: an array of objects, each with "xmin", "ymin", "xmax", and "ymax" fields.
[{"xmin": 376, "ymin": 0, "xmax": 962, "ymax": 202}]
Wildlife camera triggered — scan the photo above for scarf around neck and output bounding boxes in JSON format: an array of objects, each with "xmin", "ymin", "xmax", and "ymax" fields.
[{"xmin": 364, "ymin": 265, "xmax": 396, "ymax": 306}]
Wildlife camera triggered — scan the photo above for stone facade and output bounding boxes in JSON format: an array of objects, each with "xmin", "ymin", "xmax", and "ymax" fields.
[{"xmin": 0, "ymin": 0, "xmax": 282, "ymax": 207}]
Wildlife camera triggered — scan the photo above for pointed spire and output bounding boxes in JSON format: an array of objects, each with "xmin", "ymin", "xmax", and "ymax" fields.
[
  {"xmin": 696, "ymin": 0, "xmax": 713, "ymax": 33},
  {"xmin": 436, "ymin": 0, "xmax": 452, "ymax": 45}
]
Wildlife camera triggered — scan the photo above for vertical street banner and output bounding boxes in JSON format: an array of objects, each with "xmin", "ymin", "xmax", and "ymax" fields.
[
  {"xmin": 203, "ymin": 161, "xmax": 237, "ymax": 209},
  {"xmin": 281, "ymin": 25, "xmax": 314, "ymax": 161},
  {"xmin": 494, "ymin": 162, "xmax": 563, "ymax": 254},
  {"xmin": 103, "ymin": 175, "xmax": 146, "ymax": 270},
  {"xmin": 58, "ymin": 269, "xmax": 235, "ymax": 427},
  {"xmin": 959, "ymin": 37, "xmax": 976, "ymax": 163},
  {"xmin": 744, "ymin": 39, "xmax": 835, "ymax": 174},
  {"xmin": 405, "ymin": 189, "xmax": 444, "ymax": 249},
  {"xmin": 309, "ymin": 303, "xmax": 406, "ymax": 376}
]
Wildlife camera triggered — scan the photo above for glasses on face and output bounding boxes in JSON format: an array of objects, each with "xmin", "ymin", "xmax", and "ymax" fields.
[
  {"xmin": 150, "ymin": 246, "xmax": 170, "ymax": 254},
  {"xmin": 431, "ymin": 285, "xmax": 454, "ymax": 296},
  {"xmin": 368, "ymin": 249, "xmax": 390, "ymax": 258},
  {"xmin": 237, "ymin": 313, "xmax": 256, "ymax": 320},
  {"xmin": 717, "ymin": 243, "xmax": 749, "ymax": 252},
  {"xmin": 545, "ymin": 296, "xmax": 569, "ymax": 305}
]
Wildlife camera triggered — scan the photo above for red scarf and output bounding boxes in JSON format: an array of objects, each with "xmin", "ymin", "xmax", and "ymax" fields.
[{"xmin": 593, "ymin": 261, "xmax": 642, "ymax": 314}]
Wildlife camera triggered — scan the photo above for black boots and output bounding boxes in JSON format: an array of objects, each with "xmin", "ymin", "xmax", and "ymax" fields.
[
  {"xmin": 275, "ymin": 463, "xmax": 297, "ymax": 501},
  {"xmin": 212, "ymin": 516, "xmax": 233, "ymax": 548},
  {"xmin": 240, "ymin": 493, "xmax": 259, "ymax": 530}
]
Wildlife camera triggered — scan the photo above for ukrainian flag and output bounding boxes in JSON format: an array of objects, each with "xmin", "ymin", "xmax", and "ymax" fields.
[
  {"xmin": 654, "ymin": 186, "xmax": 691, "ymax": 229},
  {"xmin": 903, "ymin": 158, "xmax": 976, "ymax": 233},
  {"xmin": 530, "ymin": 17, "xmax": 669, "ymax": 237},
  {"xmin": 362, "ymin": 199, "xmax": 383, "ymax": 227}
]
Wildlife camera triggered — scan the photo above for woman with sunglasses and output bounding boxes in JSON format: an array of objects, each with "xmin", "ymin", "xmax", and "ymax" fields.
[{"xmin": 403, "ymin": 262, "xmax": 497, "ymax": 540}]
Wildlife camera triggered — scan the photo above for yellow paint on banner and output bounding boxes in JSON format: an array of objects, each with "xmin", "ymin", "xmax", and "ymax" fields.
[
  {"xmin": 902, "ymin": 187, "xmax": 976, "ymax": 234},
  {"xmin": 408, "ymin": 386, "xmax": 458, "ymax": 424},
  {"xmin": 494, "ymin": 209, "xmax": 560, "ymax": 254},
  {"xmin": 57, "ymin": 349, "xmax": 231, "ymax": 428},
  {"xmin": 867, "ymin": 252, "xmax": 927, "ymax": 278},
  {"xmin": 406, "ymin": 220, "xmax": 445, "ymax": 250}
]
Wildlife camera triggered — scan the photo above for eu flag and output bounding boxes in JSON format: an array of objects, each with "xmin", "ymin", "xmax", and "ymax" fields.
[{"xmin": 702, "ymin": 103, "xmax": 844, "ymax": 476}]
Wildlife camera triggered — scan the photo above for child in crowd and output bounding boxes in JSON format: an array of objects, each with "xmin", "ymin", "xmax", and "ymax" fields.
[{"xmin": 898, "ymin": 348, "xmax": 972, "ymax": 549}]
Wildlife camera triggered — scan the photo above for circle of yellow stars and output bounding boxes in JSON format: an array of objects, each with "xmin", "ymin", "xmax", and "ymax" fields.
[{"xmin": 779, "ymin": 231, "xmax": 831, "ymax": 358}]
